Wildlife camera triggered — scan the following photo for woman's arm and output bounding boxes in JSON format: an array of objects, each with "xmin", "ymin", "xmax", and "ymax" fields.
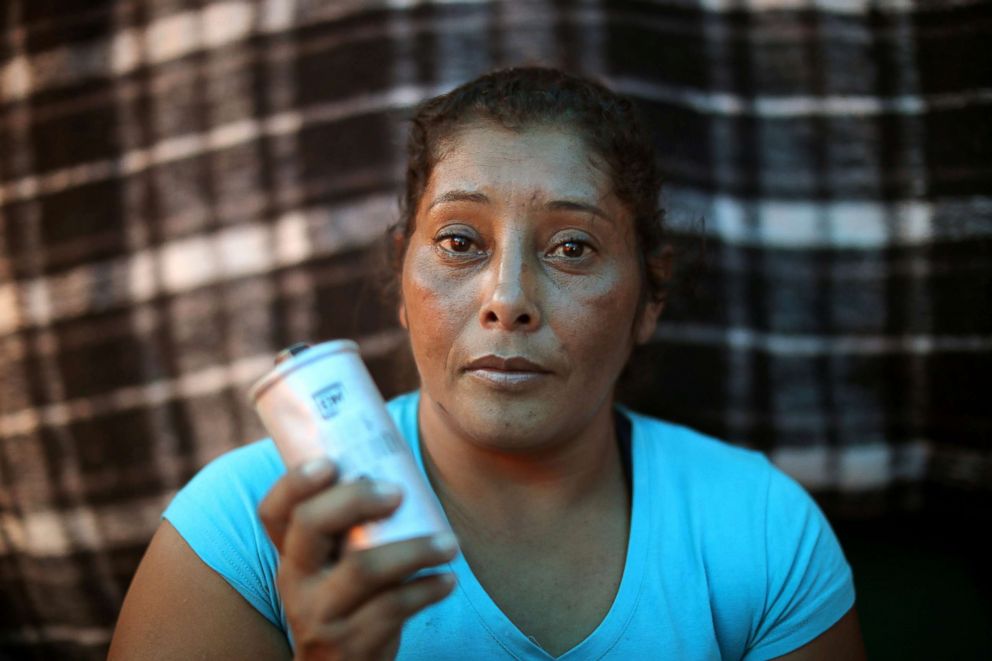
[
  {"xmin": 108, "ymin": 520, "xmax": 291, "ymax": 660},
  {"xmin": 111, "ymin": 457, "xmax": 457, "ymax": 661}
]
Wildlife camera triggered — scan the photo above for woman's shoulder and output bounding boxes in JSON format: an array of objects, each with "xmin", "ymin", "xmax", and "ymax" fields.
[
  {"xmin": 202, "ymin": 437, "xmax": 283, "ymax": 478},
  {"xmin": 169, "ymin": 439, "xmax": 285, "ymax": 513},
  {"xmin": 624, "ymin": 409, "xmax": 855, "ymax": 644},
  {"xmin": 623, "ymin": 408, "xmax": 772, "ymax": 480},
  {"xmin": 621, "ymin": 408, "xmax": 821, "ymax": 527},
  {"xmin": 202, "ymin": 437, "xmax": 283, "ymax": 471}
]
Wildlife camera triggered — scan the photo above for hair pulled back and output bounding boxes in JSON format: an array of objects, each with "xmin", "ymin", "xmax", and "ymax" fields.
[{"xmin": 390, "ymin": 66, "xmax": 668, "ymax": 306}]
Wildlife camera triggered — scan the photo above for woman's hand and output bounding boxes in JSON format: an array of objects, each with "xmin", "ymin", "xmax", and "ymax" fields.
[{"xmin": 259, "ymin": 458, "xmax": 458, "ymax": 661}]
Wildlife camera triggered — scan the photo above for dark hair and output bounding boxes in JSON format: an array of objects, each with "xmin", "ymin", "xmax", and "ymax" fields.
[{"xmin": 387, "ymin": 66, "xmax": 669, "ymax": 314}]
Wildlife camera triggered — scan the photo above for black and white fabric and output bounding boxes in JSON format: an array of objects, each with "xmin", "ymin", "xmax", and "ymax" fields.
[{"xmin": 1, "ymin": 1, "xmax": 989, "ymax": 658}]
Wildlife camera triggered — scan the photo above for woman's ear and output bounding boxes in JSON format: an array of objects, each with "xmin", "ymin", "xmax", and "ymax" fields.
[
  {"xmin": 635, "ymin": 245, "xmax": 673, "ymax": 345},
  {"xmin": 398, "ymin": 301, "xmax": 408, "ymax": 329},
  {"xmin": 635, "ymin": 298, "xmax": 663, "ymax": 345}
]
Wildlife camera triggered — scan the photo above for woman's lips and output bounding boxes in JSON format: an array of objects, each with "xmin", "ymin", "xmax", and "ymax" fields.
[
  {"xmin": 463, "ymin": 355, "xmax": 551, "ymax": 390},
  {"xmin": 465, "ymin": 367, "xmax": 550, "ymax": 390},
  {"xmin": 463, "ymin": 355, "xmax": 548, "ymax": 372}
]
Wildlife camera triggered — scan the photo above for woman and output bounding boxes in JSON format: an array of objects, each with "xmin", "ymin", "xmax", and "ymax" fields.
[{"xmin": 110, "ymin": 67, "xmax": 864, "ymax": 660}]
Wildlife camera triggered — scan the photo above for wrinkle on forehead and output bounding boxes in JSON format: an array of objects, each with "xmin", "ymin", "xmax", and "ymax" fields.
[
  {"xmin": 450, "ymin": 160, "xmax": 595, "ymax": 197},
  {"xmin": 421, "ymin": 122, "xmax": 638, "ymax": 244}
]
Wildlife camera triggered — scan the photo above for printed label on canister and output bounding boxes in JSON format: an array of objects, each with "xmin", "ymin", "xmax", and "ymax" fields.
[{"xmin": 313, "ymin": 382, "xmax": 345, "ymax": 419}]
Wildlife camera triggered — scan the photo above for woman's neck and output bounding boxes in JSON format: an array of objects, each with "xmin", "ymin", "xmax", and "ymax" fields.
[{"xmin": 416, "ymin": 392, "xmax": 627, "ymax": 541}]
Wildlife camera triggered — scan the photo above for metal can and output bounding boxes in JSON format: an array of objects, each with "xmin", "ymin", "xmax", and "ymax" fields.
[{"xmin": 249, "ymin": 339, "xmax": 452, "ymax": 552}]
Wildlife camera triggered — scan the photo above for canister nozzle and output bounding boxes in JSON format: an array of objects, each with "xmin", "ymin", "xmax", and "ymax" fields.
[{"xmin": 275, "ymin": 342, "xmax": 311, "ymax": 365}]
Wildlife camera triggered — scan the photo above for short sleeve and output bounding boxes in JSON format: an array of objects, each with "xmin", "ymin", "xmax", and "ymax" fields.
[
  {"xmin": 162, "ymin": 440, "xmax": 286, "ymax": 631},
  {"xmin": 743, "ymin": 465, "xmax": 856, "ymax": 660}
]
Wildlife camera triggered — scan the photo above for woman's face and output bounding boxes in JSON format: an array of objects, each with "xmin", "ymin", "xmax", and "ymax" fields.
[{"xmin": 400, "ymin": 122, "xmax": 661, "ymax": 451}]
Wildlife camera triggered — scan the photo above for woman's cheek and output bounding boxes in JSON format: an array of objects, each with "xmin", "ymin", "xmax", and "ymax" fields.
[
  {"xmin": 556, "ymin": 269, "xmax": 640, "ymax": 346},
  {"xmin": 406, "ymin": 255, "xmax": 471, "ymax": 358},
  {"xmin": 557, "ymin": 265, "xmax": 636, "ymax": 315}
]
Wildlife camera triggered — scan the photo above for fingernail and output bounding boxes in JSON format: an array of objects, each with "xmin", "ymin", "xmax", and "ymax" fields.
[
  {"xmin": 431, "ymin": 532, "xmax": 459, "ymax": 556},
  {"xmin": 300, "ymin": 458, "xmax": 332, "ymax": 480},
  {"xmin": 373, "ymin": 482, "xmax": 403, "ymax": 500}
]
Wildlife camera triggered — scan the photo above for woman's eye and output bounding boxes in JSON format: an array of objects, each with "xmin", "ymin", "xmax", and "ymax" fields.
[
  {"xmin": 549, "ymin": 239, "xmax": 590, "ymax": 259},
  {"xmin": 438, "ymin": 234, "xmax": 477, "ymax": 254}
]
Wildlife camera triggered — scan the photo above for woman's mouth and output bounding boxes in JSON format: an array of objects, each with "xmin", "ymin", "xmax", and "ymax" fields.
[
  {"xmin": 466, "ymin": 368, "xmax": 550, "ymax": 389},
  {"xmin": 462, "ymin": 355, "xmax": 551, "ymax": 391}
]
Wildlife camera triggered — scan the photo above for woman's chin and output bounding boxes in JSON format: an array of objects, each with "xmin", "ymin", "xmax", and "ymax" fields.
[
  {"xmin": 438, "ymin": 396, "xmax": 575, "ymax": 453},
  {"xmin": 423, "ymin": 375, "xmax": 608, "ymax": 453}
]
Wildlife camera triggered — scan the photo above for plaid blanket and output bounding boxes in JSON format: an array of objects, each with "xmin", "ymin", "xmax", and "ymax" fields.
[{"xmin": 1, "ymin": 0, "xmax": 989, "ymax": 658}]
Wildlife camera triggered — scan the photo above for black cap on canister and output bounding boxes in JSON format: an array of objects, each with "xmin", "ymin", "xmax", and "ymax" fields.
[{"xmin": 275, "ymin": 342, "xmax": 311, "ymax": 365}]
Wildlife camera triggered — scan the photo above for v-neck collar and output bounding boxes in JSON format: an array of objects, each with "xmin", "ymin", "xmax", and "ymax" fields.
[{"xmin": 401, "ymin": 392, "xmax": 651, "ymax": 660}]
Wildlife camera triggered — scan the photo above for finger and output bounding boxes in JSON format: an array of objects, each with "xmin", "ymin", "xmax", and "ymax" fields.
[
  {"xmin": 346, "ymin": 573, "xmax": 457, "ymax": 657},
  {"xmin": 315, "ymin": 533, "xmax": 459, "ymax": 618},
  {"xmin": 282, "ymin": 479, "xmax": 405, "ymax": 574},
  {"xmin": 259, "ymin": 457, "xmax": 337, "ymax": 553}
]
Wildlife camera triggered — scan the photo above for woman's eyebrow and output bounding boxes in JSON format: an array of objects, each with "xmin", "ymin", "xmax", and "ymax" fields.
[
  {"xmin": 429, "ymin": 190, "xmax": 612, "ymax": 223},
  {"xmin": 428, "ymin": 189, "xmax": 490, "ymax": 209},
  {"xmin": 544, "ymin": 199, "xmax": 613, "ymax": 223}
]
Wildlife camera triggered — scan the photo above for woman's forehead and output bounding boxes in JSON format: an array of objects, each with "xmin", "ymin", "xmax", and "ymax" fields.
[{"xmin": 426, "ymin": 123, "xmax": 617, "ymax": 209}]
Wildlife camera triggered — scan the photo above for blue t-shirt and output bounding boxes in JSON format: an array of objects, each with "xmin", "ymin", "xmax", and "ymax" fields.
[{"xmin": 164, "ymin": 391, "xmax": 855, "ymax": 660}]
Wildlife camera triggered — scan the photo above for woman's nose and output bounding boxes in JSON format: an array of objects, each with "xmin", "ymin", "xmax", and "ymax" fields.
[{"xmin": 478, "ymin": 253, "xmax": 541, "ymax": 332}]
